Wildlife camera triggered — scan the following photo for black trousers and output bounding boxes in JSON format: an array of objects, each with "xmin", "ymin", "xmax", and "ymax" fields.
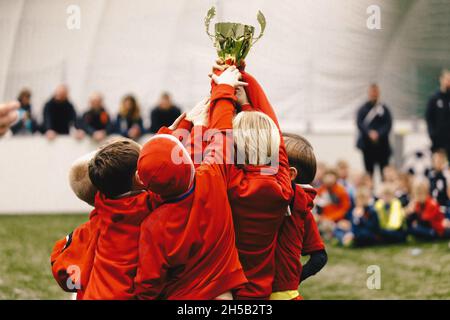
[{"xmin": 362, "ymin": 147, "xmax": 390, "ymax": 178}]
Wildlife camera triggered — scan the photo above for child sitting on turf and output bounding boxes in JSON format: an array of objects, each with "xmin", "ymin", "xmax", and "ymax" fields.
[
  {"xmin": 374, "ymin": 183, "xmax": 407, "ymax": 244},
  {"xmin": 426, "ymin": 149, "xmax": 450, "ymax": 212},
  {"xmin": 271, "ymin": 133, "xmax": 327, "ymax": 300},
  {"xmin": 315, "ymin": 169, "xmax": 351, "ymax": 240},
  {"xmin": 406, "ymin": 180, "xmax": 449, "ymax": 240},
  {"xmin": 134, "ymin": 66, "xmax": 247, "ymax": 300},
  {"xmin": 395, "ymin": 172, "xmax": 412, "ymax": 208},
  {"xmin": 51, "ymin": 138, "xmax": 154, "ymax": 299},
  {"xmin": 337, "ymin": 187, "xmax": 380, "ymax": 247}
]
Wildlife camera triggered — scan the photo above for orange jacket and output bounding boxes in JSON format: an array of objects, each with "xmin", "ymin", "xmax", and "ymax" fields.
[
  {"xmin": 317, "ymin": 183, "xmax": 351, "ymax": 222},
  {"xmin": 51, "ymin": 191, "xmax": 153, "ymax": 299},
  {"xmin": 134, "ymin": 84, "xmax": 247, "ymax": 300}
]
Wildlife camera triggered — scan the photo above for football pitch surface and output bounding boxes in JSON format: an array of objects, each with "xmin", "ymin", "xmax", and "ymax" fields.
[{"xmin": 0, "ymin": 214, "xmax": 449, "ymax": 300}]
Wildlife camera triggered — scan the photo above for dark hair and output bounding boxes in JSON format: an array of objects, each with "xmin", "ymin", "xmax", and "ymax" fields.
[
  {"xmin": 17, "ymin": 88, "xmax": 31, "ymax": 102},
  {"xmin": 88, "ymin": 139, "xmax": 140, "ymax": 198},
  {"xmin": 120, "ymin": 94, "xmax": 141, "ymax": 120},
  {"xmin": 283, "ymin": 132, "xmax": 317, "ymax": 184}
]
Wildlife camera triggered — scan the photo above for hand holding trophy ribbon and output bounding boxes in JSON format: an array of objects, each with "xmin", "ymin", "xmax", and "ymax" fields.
[{"xmin": 205, "ymin": 6, "xmax": 266, "ymax": 66}]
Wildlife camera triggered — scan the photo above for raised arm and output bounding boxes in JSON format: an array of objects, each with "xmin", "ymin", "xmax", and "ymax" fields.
[{"xmin": 240, "ymin": 71, "xmax": 280, "ymax": 129}]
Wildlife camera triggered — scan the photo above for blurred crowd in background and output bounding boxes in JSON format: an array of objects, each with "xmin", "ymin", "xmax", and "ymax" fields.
[
  {"xmin": 314, "ymin": 69, "xmax": 450, "ymax": 247},
  {"xmin": 9, "ymin": 85, "xmax": 182, "ymax": 142},
  {"xmin": 313, "ymin": 150, "xmax": 450, "ymax": 247}
]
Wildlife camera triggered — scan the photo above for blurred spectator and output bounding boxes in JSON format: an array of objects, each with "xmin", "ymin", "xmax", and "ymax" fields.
[
  {"xmin": 383, "ymin": 165, "xmax": 399, "ymax": 184},
  {"xmin": 425, "ymin": 69, "xmax": 450, "ymax": 157},
  {"xmin": 337, "ymin": 187, "xmax": 380, "ymax": 247},
  {"xmin": 312, "ymin": 162, "xmax": 327, "ymax": 188},
  {"xmin": 148, "ymin": 92, "xmax": 181, "ymax": 133},
  {"xmin": 43, "ymin": 84, "xmax": 83, "ymax": 140},
  {"xmin": 336, "ymin": 160, "xmax": 355, "ymax": 196},
  {"xmin": 316, "ymin": 169, "xmax": 351, "ymax": 222},
  {"xmin": 336, "ymin": 159, "xmax": 356, "ymax": 207},
  {"xmin": 111, "ymin": 94, "xmax": 144, "ymax": 140},
  {"xmin": 80, "ymin": 92, "xmax": 110, "ymax": 142},
  {"xmin": 11, "ymin": 89, "xmax": 38, "ymax": 135},
  {"xmin": 406, "ymin": 180, "xmax": 447, "ymax": 240},
  {"xmin": 0, "ymin": 101, "xmax": 19, "ymax": 138},
  {"xmin": 354, "ymin": 172, "xmax": 375, "ymax": 197},
  {"xmin": 395, "ymin": 172, "xmax": 412, "ymax": 208},
  {"xmin": 374, "ymin": 184, "xmax": 406, "ymax": 244},
  {"xmin": 426, "ymin": 149, "xmax": 450, "ymax": 208},
  {"xmin": 356, "ymin": 84, "xmax": 392, "ymax": 178}
]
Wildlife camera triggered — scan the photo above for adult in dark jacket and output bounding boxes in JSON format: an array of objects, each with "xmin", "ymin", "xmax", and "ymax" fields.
[
  {"xmin": 80, "ymin": 92, "xmax": 110, "ymax": 142},
  {"xmin": 148, "ymin": 92, "xmax": 181, "ymax": 133},
  {"xmin": 11, "ymin": 88, "xmax": 38, "ymax": 135},
  {"xmin": 425, "ymin": 69, "xmax": 450, "ymax": 157},
  {"xmin": 43, "ymin": 84, "xmax": 84, "ymax": 140},
  {"xmin": 111, "ymin": 94, "xmax": 144, "ymax": 140},
  {"xmin": 356, "ymin": 84, "xmax": 393, "ymax": 177}
]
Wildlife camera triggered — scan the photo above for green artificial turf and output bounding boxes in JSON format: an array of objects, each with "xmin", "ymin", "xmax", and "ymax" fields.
[{"xmin": 0, "ymin": 214, "xmax": 449, "ymax": 299}]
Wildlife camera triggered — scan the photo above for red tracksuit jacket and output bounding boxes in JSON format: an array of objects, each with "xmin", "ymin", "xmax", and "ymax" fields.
[
  {"xmin": 158, "ymin": 75, "xmax": 295, "ymax": 299},
  {"xmin": 134, "ymin": 84, "xmax": 247, "ymax": 300},
  {"xmin": 273, "ymin": 184, "xmax": 325, "ymax": 292},
  {"xmin": 207, "ymin": 72, "xmax": 294, "ymax": 299},
  {"xmin": 51, "ymin": 191, "xmax": 153, "ymax": 299}
]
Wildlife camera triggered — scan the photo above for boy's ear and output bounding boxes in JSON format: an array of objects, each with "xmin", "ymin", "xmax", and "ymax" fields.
[
  {"xmin": 289, "ymin": 167, "xmax": 298, "ymax": 181},
  {"xmin": 134, "ymin": 171, "xmax": 145, "ymax": 189}
]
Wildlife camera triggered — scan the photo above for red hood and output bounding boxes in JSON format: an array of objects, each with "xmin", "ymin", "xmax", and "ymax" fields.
[
  {"xmin": 296, "ymin": 184, "xmax": 317, "ymax": 212},
  {"xmin": 94, "ymin": 191, "xmax": 150, "ymax": 222},
  {"xmin": 138, "ymin": 134, "xmax": 195, "ymax": 198}
]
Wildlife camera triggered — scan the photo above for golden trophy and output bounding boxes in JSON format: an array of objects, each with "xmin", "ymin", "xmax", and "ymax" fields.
[{"xmin": 205, "ymin": 6, "xmax": 266, "ymax": 66}]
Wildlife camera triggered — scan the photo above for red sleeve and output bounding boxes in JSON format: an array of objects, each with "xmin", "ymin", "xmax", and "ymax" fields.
[
  {"xmin": 208, "ymin": 84, "xmax": 236, "ymax": 131},
  {"xmin": 50, "ymin": 215, "xmax": 99, "ymax": 293},
  {"xmin": 135, "ymin": 217, "xmax": 169, "ymax": 300},
  {"xmin": 423, "ymin": 199, "xmax": 445, "ymax": 236},
  {"xmin": 157, "ymin": 118, "xmax": 193, "ymax": 144},
  {"xmin": 198, "ymin": 84, "xmax": 236, "ymax": 181},
  {"xmin": 302, "ymin": 211, "xmax": 325, "ymax": 255},
  {"xmin": 273, "ymin": 212, "xmax": 305, "ymax": 292}
]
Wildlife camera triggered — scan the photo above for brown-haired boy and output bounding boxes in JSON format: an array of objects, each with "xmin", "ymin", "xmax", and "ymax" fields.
[
  {"xmin": 51, "ymin": 138, "xmax": 154, "ymax": 299},
  {"xmin": 271, "ymin": 133, "xmax": 327, "ymax": 300}
]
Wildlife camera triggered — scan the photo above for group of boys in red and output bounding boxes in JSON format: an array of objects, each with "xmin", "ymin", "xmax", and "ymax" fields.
[{"xmin": 50, "ymin": 62, "xmax": 327, "ymax": 300}]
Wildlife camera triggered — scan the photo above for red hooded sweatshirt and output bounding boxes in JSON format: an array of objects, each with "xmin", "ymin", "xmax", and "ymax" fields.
[
  {"xmin": 51, "ymin": 191, "xmax": 153, "ymax": 299},
  {"xmin": 157, "ymin": 73, "xmax": 295, "ymax": 299},
  {"xmin": 135, "ymin": 84, "xmax": 247, "ymax": 300},
  {"xmin": 413, "ymin": 197, "xmax": 445, "ymax": 236},
  {"xmin": 273, "ymin": 184, "xmax": 325, "ymax": 292},
  {"xmin": 226, "ymin": 72, "xmax": 294, "ymax": 299}
]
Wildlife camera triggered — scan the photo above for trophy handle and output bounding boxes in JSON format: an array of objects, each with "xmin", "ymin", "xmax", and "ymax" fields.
[
  {"xmin": 204, "ymin": 6, "xmax": 216, "ymax": 41},
  {"xmin": 252, "ymin": 10, "xmax": 266, "ymax": 45}
]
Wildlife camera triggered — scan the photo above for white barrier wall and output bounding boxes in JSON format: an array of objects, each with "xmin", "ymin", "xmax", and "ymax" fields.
[{"xmin": 0, "ymin": 124, "xmax": 432, "ymax": 214}]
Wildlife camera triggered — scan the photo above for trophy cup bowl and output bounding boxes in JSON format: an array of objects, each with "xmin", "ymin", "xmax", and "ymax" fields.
[{"xmin": 205, "ymin": 7, "xmax": 266, "ymax": 66}]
